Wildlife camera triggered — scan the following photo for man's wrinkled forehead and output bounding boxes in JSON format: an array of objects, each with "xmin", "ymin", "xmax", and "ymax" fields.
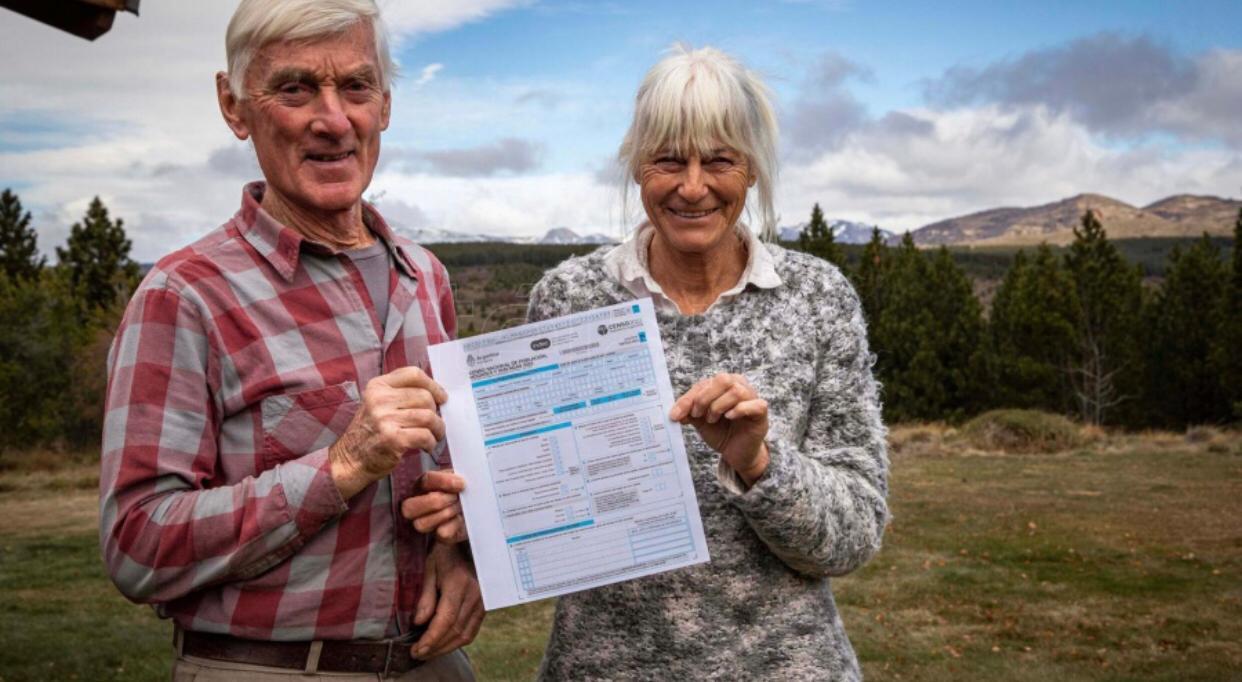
[{"xmin": 245, "ymin": 23, "xmax": 381, "ymax": 89}]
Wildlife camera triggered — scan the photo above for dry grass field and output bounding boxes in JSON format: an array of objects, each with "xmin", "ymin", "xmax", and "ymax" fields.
[{"xmin": 1, "ymin": 424, "xmax": 1239, "ymax": 681}]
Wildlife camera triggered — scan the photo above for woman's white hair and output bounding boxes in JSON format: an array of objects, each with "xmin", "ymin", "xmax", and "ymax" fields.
[
  {"xmin": 225, "ymin": 0, "xmax": 397, "ymax": 99},
  {"xmin": 618, "ymin": 44, "xmax": 780, "ymax": 240}
]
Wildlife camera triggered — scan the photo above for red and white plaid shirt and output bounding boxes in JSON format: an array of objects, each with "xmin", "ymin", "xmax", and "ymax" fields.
[{"xmin": 100, "ymin": 183, "xmax": 456, "ymax": 641}]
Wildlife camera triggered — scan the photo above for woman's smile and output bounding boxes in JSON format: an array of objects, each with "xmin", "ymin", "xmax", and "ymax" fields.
[{"xmin": 666, "ymin": 206, "xmax": 719, "ymax": 220}]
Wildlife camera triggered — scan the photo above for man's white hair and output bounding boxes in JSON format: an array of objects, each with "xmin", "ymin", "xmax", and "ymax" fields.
[
  {"xmin": 618, "ymin": 44, "xmax": 780, "ymax": 240},
  {"xmin": 225, "ymin": 0, "xmax": 397, "ymax": 99}
]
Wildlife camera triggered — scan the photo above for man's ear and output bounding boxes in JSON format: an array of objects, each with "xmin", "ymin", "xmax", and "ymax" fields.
[
  {"xmin": 380, "ymin": 89, "xmax": 392, "ymax": 131},
  {"xmin": 217, "ymin": 72, "xmax": 251, "ymax": 141}
]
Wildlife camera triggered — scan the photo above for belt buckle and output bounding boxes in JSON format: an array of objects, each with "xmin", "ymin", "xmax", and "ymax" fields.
[
  {"xmin": 382, "ymin": 638, "xmax": 396, "ymax": 679},
  {"xmin": 383, "ymin": 633, "xmax": 417, "ymax": 678}
]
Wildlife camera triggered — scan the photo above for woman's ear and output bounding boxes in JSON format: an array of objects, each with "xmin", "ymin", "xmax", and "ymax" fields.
[{"xmin": 216, "ymin": 72, "xmax": 251, "ymax": 141}]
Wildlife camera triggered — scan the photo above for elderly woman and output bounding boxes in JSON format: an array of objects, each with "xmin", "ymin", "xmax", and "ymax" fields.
[{"xmin": 524, "ymin": 46, "xmax": 890, "ymax": 680}]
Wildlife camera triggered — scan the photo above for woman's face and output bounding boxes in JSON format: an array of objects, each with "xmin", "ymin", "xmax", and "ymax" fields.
[{"xmin": 637, "ymin": 145, "xmax": 754, "ymax": 255}]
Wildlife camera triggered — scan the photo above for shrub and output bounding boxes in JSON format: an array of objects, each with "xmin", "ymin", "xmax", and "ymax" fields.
[
  {"xmin": 1184, "ymin": 425, "xmax": 1221, "ymax": 444},
  {"xmin": 887, "ymin": 423, "xmax": 948, "ymax": 456},
  {"xmin": 961, "ymin": 409, "xmax": 1082, "ymax": 454}
]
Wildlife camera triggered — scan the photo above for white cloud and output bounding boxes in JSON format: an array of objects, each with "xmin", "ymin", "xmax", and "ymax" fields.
[
  {"xmin": 385, "ymin": 138, "xmax": 544, "ymax": 177},
  {"xmin": 1149, "ymin": 49, "xmax": 1242, "ymax": 146},
  {"xmin": 778, "ymin": 104, "xmax": 1241, "ymax": 233},
  {"xmin": 369, "ymin": 171, "xmax": 625, "ymax": 241},
  {"xmin": 923, "ymin": 35, "xmax": 1242, "ymax": 149},
  {"xmin": 379, "ymin": 0, "xmax": 530, "ymax": 38},
  {"xmin": 412, "ymin": 63, "xmax": 444, "ymax": 88}
]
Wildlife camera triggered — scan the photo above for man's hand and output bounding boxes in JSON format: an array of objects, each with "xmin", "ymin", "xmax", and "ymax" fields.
[
  {"xmin": 411, "ymin": 541, "xmax": 484, "ymax": 660},
  {"xmin": 401, "ymin": 470, "xmax": 468, "ymax": 543},
  {"xmin": 329, "ymin": 367, "xmax": 448, "ymax": 500},
  {"xmin": 669, "ymin": 373, "xmax": 770, "ymax": 486}
]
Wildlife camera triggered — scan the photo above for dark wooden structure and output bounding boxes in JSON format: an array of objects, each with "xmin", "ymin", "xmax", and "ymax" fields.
[{"xmin": 0, "ymin": 0, "xmax": 140, "ymax": 41}]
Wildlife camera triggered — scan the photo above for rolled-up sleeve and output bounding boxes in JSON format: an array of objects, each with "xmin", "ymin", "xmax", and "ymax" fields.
[
  {"xmin": 717, "ymin": 279, "xmax": 889, "ymax": 577},
  {"xmin": 99, "ymin": 283, "xmax": 347, "ymax": 604}
]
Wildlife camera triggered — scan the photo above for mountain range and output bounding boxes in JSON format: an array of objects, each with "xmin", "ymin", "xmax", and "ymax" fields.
[
  {"xmin": 389, "ymin": 193, "xmax": 1238, "ymax": 248},
  {"xmin": 392, "ymin": 226, "xmax": 617, "ymax": 245},
  {"xmin": 905, "ymin": 193, "xmax": 1240, "ymax": 247},
  {"xmin": 779, "ymin": 219, "xmax": 895, "ymax": 244},
  {"xmin": 402, "ymin": 221, "xmax": 894, "ymax": 245}
]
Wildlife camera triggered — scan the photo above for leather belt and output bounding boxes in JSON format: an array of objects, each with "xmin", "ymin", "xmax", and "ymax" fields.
[{"xmin": 180, "ymin": 628, "xmax": 424, "ymax": 677}]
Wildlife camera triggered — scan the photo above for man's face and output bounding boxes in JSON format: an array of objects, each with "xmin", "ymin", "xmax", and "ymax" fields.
[{"xmin": 220, "ymin": 22, "xmax": 390, "ymax": 218}]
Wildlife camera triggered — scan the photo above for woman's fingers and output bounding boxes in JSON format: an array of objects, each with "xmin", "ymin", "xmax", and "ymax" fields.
[
  {"xmin": 669, "ymin": 381, "xmax": 706, "ymax": 421},
  {"xmin": 692, "ymin": 376, "xmax": 730, "ymax": 418},
  {"xmin": 706, "ymin": 383, "xmax": 754, "ymax": 423},
  {"xmin": 725, "ymin": 398, "xmax": 768, "ymax": 421},
  {"xmin": 672, "ymin": 374, "xmax": 759, "ymax": 422}
]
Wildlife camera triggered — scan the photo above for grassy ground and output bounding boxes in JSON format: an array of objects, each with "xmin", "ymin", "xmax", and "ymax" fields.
[{"xmin": 1, "ymin": 428, "xmax": 1239, "ymax": 681}]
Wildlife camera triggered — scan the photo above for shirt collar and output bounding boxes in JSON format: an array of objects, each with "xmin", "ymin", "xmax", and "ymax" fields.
[
  {"xmin": 235, "ymin": 181, "xmax": 420, "ymax": 282},
  {"xmin": 603, "ymin": 221, "xmax": 783, "ymax": 314}
]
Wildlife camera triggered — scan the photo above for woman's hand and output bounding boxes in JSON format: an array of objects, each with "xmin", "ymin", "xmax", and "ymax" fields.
[
  {"xmin": 669, "ymin": 373, "xmax": 770, "ymax": 486},
  {"xmin": 401, "ymin": 470, "xmax": 468, "ymax": 543}
]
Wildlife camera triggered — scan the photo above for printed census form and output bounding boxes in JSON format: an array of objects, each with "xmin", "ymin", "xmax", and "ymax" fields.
[{"xmin": 427, "ymin": 298, "xmax": 709, "ymax": 609}]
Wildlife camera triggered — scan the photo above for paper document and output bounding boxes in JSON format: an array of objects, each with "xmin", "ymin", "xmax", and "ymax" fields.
[{"xmin": 428, "ymin": 298, "xmax": 709, "ymax": 609}]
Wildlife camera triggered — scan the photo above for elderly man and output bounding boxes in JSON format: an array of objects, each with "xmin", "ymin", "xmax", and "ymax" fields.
[{"xmin": 99, "ymin": 1, "xmax": 479, "ymax": 679}]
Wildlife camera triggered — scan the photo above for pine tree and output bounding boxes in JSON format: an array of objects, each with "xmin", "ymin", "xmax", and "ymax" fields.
[
  {"xmin": 986, "ymin": 245, "xmax": 1077, "ymax": 413},
  {"xmin": 927, "ymin": 246, "xmax": 987, "ymax": 416},
  {"xmin": 0, "ymin": 269, "xmax": 86, "ymax": 449},
  {"xmin": 798, "ymin": 203, "xmax": 845, "ymax": 268},
  {"xmin": 55, "ymin": 196, "xmax": 140, "ymax": 311},
  {"xmin": 0, "ymin": 189, "xmax": 44, "ymax": 281},
  {"xmin": 1211, "ymin": 208, "xmax": 1242, "ymax": 419},
  {"xmin": 1064, "ymin": 210, "xmax": 1143, "ymax": 425},
  {"xmin": 852, "ymin": 226, "xmax": 888, "ymax": 324},
  {"xmin": 1142, "ymin": 235, "xmax": 1228, "ymax": 426},
  {"xmin": 870, "ymin": 234, "xmax": 927, "ymax": 422},
  {"xmin": 871, "ymin": 236, "xmax": 983, "ymax": 422}
]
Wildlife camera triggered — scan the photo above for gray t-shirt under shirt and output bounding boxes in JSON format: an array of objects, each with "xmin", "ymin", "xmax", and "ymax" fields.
[{"xmin": 345, "ymin": 240, "xmax": 391, "ymax": 329}]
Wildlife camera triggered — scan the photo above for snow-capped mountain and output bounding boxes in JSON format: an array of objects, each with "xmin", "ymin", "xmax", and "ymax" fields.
[
  {"xmin": 832, "ymin": 220, "xmax": 894, "ymax": 244},
  {"xmin": 391, "ymin": 226, "xmax": 501, "ymax": 243},
  {"xmin": 779, "ymin": 220, "xmax": 894, "ymax": 245},
  {"xmin": 390, "ymin": 225, "xmax": 617, "ymax": 245},
  {"xmin": 537, "ymin": 227, "xmax": 616, "ymax": 245}
]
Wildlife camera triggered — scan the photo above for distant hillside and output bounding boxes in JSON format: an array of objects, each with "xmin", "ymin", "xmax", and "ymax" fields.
[
  {"xmin": 907, "ymin": 193, "xmax": 1240, "ymax": 247},
  {"xmin": 1144, "ymin": 194, "xmax": 1242, "ymax": 228}
]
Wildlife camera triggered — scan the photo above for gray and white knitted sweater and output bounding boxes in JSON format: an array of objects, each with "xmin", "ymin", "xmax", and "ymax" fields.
[{"xmin": 526, "ymin": 243, "xmax": 889, "ymax": 681}]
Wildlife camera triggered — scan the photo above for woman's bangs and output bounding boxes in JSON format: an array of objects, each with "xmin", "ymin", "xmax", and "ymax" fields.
[{"xmin": 642, "ymin": 98, "xmax": 748, "ymax": 160}]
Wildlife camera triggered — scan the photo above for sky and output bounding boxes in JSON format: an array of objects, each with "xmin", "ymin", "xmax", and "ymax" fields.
[{"xmin": 1, "ymin": 0, "xmax": 1240, "ymax": 261}]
